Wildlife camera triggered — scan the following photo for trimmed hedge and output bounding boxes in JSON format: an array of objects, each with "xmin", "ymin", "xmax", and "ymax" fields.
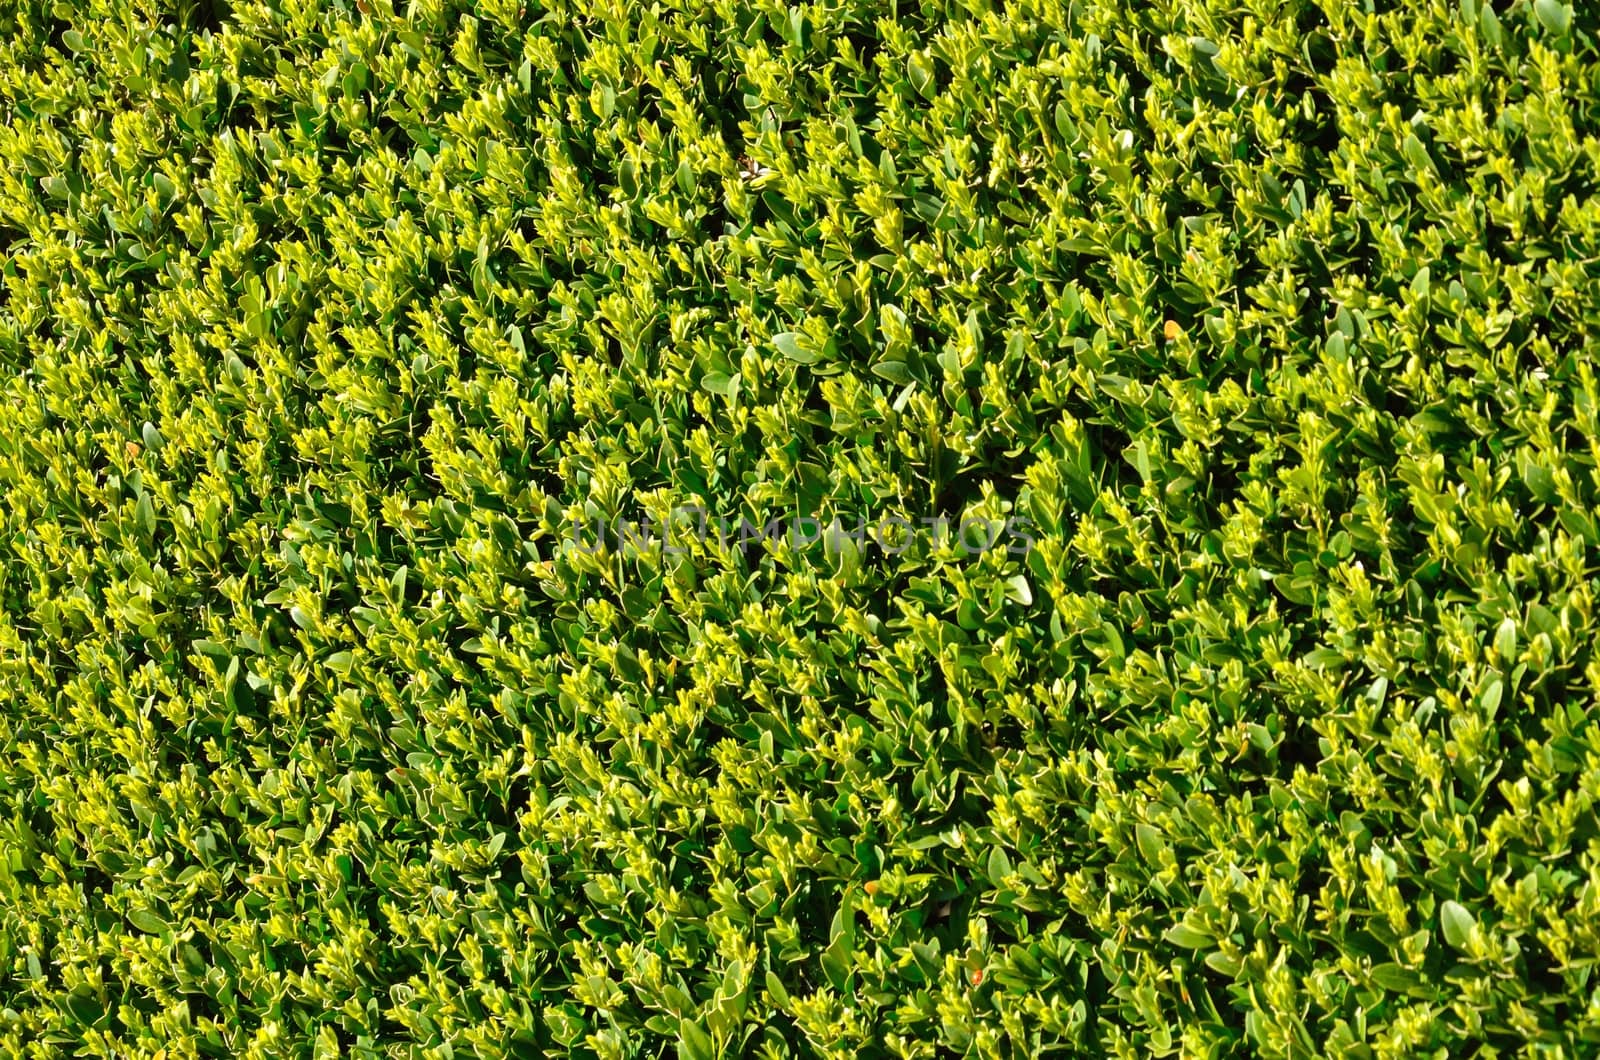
[{"xmin": 2, "ymin": 0, "xmax": 1600, "ymax": 1055}]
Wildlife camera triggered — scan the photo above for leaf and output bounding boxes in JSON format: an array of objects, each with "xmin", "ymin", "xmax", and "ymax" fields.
[
  {"xmin": 824, "ymin": 524, "xmax": 862, "ymax": 582},
  {"xmin": 1440, "ymin": 900, "xmax": 1477, "ymax": 951},
  {"xmin": 821, "ymin": 897, "xmax": 855, "ymax": 989},
  {"xmin": 908, "ymin": 53, "xmax": 935, "ymax": 98},
  {"xmin": 1134, "ymin": 823, "xmax": 1168, "ymax": 864},
  {"xmin": 1479, "ymin": 1, "xmax": 1504, "ymax": 47},
  {"xmin": 1100, "ymin": 621, "xmax": 1126, "ymax": 659},
  {"xmin": 135, "ymin": 493, "xmax": 156, "ymax": 537},
  {"xmin": 1369, "ymin": 963, "xmax": 1422, "ymax": 991},
  {"xmin": 342, "ymin": 62, "xmax": 370, "ymax": 98},
  {"xmin": 719, "ymin": 958, "xmax": 748, "ymax": 1007},
  {"xmin": 1301, "ymin": 646, "xmax": 1345, "ymax": 669},
  {"xmin": 1401, "ymin": 133, "xmax": 1433, "ymax": 177},
  {"xmin": 764, "ymin": 969, "xmax": 791, "ymax": 1007},
  {"xmin": 1478, "ymin": 677, "xmax": 1503, "ymax": 716},
  {"xmin": 1534, "ymin": 0, "xmax": 1572, "ymax": 34},
  {"xmin": 677, "ymin": 1019, "xmax": 714, "ymax": 1060},
  {"xmin": 871, "ymin": 360, "xmax": 912, "ymax": 385},
  {"xmin": 1494, "ymin": 618, "xmax": 1517, "ymax": 663},
  {"xmin": 64, "ymin": 986, "xmax": 101, "ymax": 1025},
  {"xmin": 127, "ymin": 909, "xmax": 169, "ymax": 935},
  {"xmin": 1054, "ymin": 101, "xmax": 1073, "ymax": 142},
  {"xmin": 772, "ymin": 332, "xmax": 817, "ymax": 364},
  {"xmin": 1164, "ymin": 923, "xmax": 1212, "ymax": 948},
  {"xmin": 1410, "ymin": 265, "xmax": 1431, "ymax": 301},
  {"xmin": 986, "ymin": 846, "xmax": 1013, "ymax": 886},
  {"xmin": 700, "ymin": 371, "xmax": 739, "ymax": 397}
]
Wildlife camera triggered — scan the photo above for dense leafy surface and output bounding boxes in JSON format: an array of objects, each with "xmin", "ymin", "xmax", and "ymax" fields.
[{"xmin": 2, "ymin": 0, "xmax": 1600, "ymax": 1055}]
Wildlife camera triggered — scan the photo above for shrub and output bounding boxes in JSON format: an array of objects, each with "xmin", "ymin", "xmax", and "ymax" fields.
[{"xmin": 1, "ymin": 0, "xmax": 1599, "ymax": 1055}]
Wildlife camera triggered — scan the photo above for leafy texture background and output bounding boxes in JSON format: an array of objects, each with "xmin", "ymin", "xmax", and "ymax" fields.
[{"xmin": 1, "ymin": 0, "xmax": 1599, "ymax": 1056}]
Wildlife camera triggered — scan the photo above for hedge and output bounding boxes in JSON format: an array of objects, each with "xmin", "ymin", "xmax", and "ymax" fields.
[{"xmin": 1, "ymin": 0, "xmax": 1599, "ymax": 1056}]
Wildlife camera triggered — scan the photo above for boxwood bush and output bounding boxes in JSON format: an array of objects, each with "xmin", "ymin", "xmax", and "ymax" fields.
[{"xmin": 2, "ymin": 0, "xmax": 1599, "ymax": 1055}]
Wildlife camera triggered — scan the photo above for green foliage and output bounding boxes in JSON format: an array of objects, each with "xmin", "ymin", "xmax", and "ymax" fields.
[{"xmin": 1, "ymin": 0, "xmax": 1600, "ymax": 1055}]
